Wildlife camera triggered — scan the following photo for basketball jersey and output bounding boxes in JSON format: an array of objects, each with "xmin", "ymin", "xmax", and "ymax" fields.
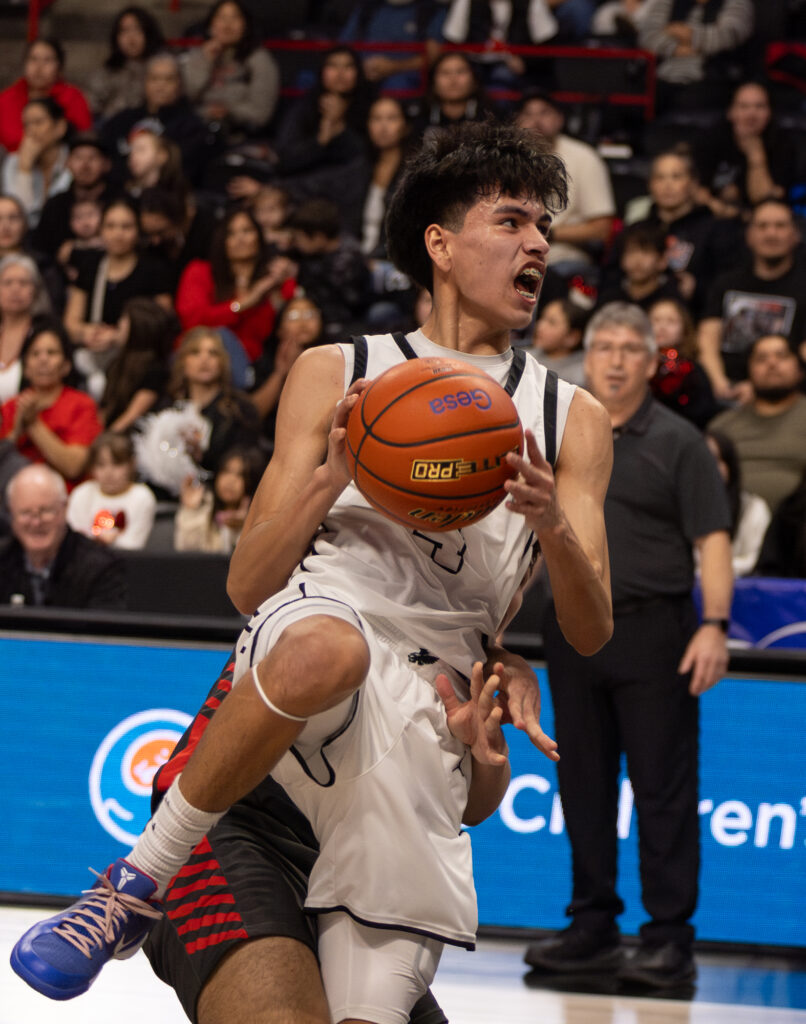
[{"xmin": 290, "ymin": 329, "xmax": 576, "ymax": 677}]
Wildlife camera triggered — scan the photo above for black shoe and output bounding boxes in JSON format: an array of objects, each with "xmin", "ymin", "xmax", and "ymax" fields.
[
  {"xmin": 524, "ymin": 925, "xmax": 622, "ymax": 973},
  {"xmin": 618, "ymin": 942, "xmax": 696, "ymax": 988}
]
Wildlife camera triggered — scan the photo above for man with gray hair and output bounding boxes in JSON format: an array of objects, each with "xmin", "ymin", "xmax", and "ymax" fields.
[
  {"xmin": 525, "ymin": 301, "xmax": 733, "ymax": 988},
  {"xmin": 0, "ymin": 463, "xmax": 127, "ymax": 608}
]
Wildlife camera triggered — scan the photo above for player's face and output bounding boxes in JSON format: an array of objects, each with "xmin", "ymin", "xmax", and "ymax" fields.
[
  {"xmin": 584, "ymin": 324, "xmax": 656, "ymax": 406},
  {"xmin": 649, "ymin": 155, "xmax": 694, "ymax": 211},
  {"xmin": 441, "ymin": 193, "xmax": 551, "ymax": 332}
]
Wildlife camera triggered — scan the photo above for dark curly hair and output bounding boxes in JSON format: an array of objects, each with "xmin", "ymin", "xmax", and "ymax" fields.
[{"xmin": 385, "ymin": 119, "xmax": 568, "ymax": 291}]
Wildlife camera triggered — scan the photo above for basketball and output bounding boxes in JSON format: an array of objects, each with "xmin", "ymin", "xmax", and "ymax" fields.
[{"xmin": 345, "ymin": 356, "xmax": 523, "ymax": 532}]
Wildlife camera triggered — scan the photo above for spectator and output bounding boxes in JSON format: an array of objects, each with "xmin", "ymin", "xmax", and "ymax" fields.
[
  {"xmin": 100, "ymin": 52, "xmax": 209, "ymax": 184},
  {"xmin": 613, "ymin": 148, "xmax": 743, "ymax": 316},
  {"xmin": 63, "ymin": 197, "xmax": 171, "ymax": 398},
  {"xmin": 697, "ymin": 198, "xmax": 806, "ymax": 403},
  {"xmin": 248, "ymin": 295, "xmax": 325, "ymax": 445},
  {"xmin": 0, "ymin": 193, "xmax": 64, "ymax": 313},
  {"xmin": 182, "ymin": 0, "xmax": 280, "ymax": 142},
  {"xmin": 245, "ymin": 183, "xmax": 293, "ymax": 249},
  {"xmin": 637, "ymin": 0, "xmax": 753, "ymax": 114},
  {"xmin": 708, "ymin": 333, "xmax": 806, "ymax": 513},
  {"xmin": 33, "ymin": 133, "xmax": 118, "ymax": 262},
  {"xmin": 528, "ymin": 297, "xmax": 589, "ymax": 386},
  {"xmin": 704, "ymin": 428, "xmax": 770, "ymax": 575},
  {"xmin": 273, "ymin": 46, "xmax": 373, "ymax": 237},
  {"xmin": 412, "ymin": 51, "xmax": 498, "ymax": 137},
  {"xmin": 138, "ymin": 187, "xmax": 217, "ymax": 289},
  {"xmin": 100, "ymin": 296, "xmax": 179, "ymax": 433},
  {"xmin": 339, "ymin": 0, "xmax": 446, "ymax": 92},
  {"xmin": 361, "ymin": 97, "xmax": 411, "ymax": 258},
  {"xmin": 597, "ymin": 222, "xmax": 682, "ymax": 310},
  {"xmin": 694, "ymin": 81, "xmax": 797, "ymax": 219},
  {"xmin": 0, "ymin": 321, "xmax": 102, "ymax": 485},
  {"xmin": 0, "ymin": 256, "xmax": 52, "ymax": 403},
  {"xmin": 0, "ymin": 440, "xmax": 28, "ymax": 536},
  {"xmin": 591, "ymin": 0, "xmax": 652, "ymax": 38},
  {"xmin": 57, "ymin": 198, "xmax": 105, "ymax": 282},
  {"xmin": 157, "ymin": 326, "xmax": 262, "ymax": 477},
  {"xmin": 284, "ymin": 197, "xmax": 371, "ymax": 340},
  {"xmin": 85, "ymin": 6, "xmax": 167, "ymax": 122},
  {"xmin": 516, "ymin": 91, "xmax": 615, "ymax": 281},
  {"xmin": 67, "ymin": 431, "xmax": 156, "ymax": 549},
  {"xmin": 648, "ymin": 297, "xmax": 719, "ymax": 427},
  {"xmin": 174, "ymin": 443, "xmax": 264, "ymax": 553},
  {"xmin": 525, "ymin": 302, "xmax": 732, "ymax": 988},
  {"xmin": 0, "ymin": 38, "xmax": 92, "ymax": 154},
  {"xmin": 1, "ymin": 98, "xmax": 72, "ymax": 229},
  {"xmin": 124, "ymin": 127, "xmax": 188, "ymax": 201},
  {"xmin": 175, "ymin": 207, "xmax": 296, "ymax": 370},
  {"xmin": 754, "ymin": 469, "xmax": 806, "ymax": 577},
  {"xmin": 0, "ymin": 462, "xmax": 127, "ymax": 608}
]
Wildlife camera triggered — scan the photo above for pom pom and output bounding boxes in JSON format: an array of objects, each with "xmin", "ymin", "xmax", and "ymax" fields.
[{"xmin": 133, "ymin": 403, "xmax": 211, "ymax": 495}]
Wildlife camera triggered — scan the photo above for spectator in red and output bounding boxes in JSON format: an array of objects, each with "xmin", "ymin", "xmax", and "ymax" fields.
[
  {"xmin": 0, "ymin": 39, "xmax": 92, "ymax": 154},
  {"xmin": 0, "ymin": 320, "xmax": 102, "ymax": 486},
  {"xmin": 175, "ymin": 207, "xmax": 295, "ymax": 369}
]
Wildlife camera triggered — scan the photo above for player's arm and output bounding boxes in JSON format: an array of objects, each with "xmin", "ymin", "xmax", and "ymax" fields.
[
  {"xmin": 505, "ymin": 388, "xmax": 613, "ymax": 656},
  {"xmin": 227, "ymin": 345, "xmax": 357, "ymax": 613}
]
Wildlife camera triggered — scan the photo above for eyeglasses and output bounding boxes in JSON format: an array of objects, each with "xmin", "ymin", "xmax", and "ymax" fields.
[
  {"xmin": 13, "ymin": 504, "xmax": 63, "ymax": 524},
  {"xmin": 588, "ymin": 342, "xmax": 650, "ymax": 358}
]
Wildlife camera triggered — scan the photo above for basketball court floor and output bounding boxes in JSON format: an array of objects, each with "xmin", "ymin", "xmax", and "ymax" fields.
[{"xmin": 3, "ymin": 905, "xmax": 805, "ymax": 1024}]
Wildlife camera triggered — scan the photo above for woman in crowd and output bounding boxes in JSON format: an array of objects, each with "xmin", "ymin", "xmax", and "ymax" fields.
[
  {"xmin": 529, "ymin": 297, "xmax": 589, "ymax": 387},
  {"xmin": 182, "ymin": 0, "xmax": 279, "ymax": 142},
  {"xmin": 67, "ymin": 431, "xmax": 156, "ymax": 549},
  {"xmin": 86, "ymin": 6, "xmax": 166, "ymax": 122},
  {"xmin": 0, "ymin": 193, "xmax": 64, "ymax": 312},
  {"xmin": 159, "ymin": 326, "xmax": 261, "ymax": 477},
  {"xmin": 63, "ymin": 197, "xmax": 172, "ymax": 398},
  {"xmin": 648, "ymin": 296, "xmax": 719, "ymax": 428},
  {"xmin": 248, "ymin": 295, "xmax": 325, "ymax": 445},
  {"xmin": 174, "ymin": 443, "xmax": 264, "ymax": 553},
  {"xmin": 100, "ymin": 296, "xmax": 179, "ymax": 433},
  {"xmin": 0, "ymin": 255, "xmax": 52, "ymax": 404},
  {"xmin": 0, "ymin": 37, "xmax": 91, "ymax": 153},
  {"xmin": 1, "ymin": 98, "xmax": 72, "ymax": 229},
  {"xmin": 705, "ymin": 428, "xmax": 771, "ymax": 576},
  {"xmin": 361, "ymin": 96, "xmax": 411, "ymax": 258},
  {"xmin": 273, "ymin": 46, "xmax": 373, "ymax": 235},
  {"xmin": 412, "ymin": 51, "xmax": 496, "ymax": 136},
  {"xmin": 0, "ymin": 320, "xmax": 102, "ymax": 485},
  {"xmin": 175, "ymin": 207, "xmax": 295, "ymax": 369}
]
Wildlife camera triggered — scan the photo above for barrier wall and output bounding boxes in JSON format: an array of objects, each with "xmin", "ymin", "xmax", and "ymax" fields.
[{"xmin": 3, "ymin": 613, "xmax": 803, "ymax": 949}]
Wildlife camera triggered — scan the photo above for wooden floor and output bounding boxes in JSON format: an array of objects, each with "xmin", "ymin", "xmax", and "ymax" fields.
[{"xmin": 3, "ymin": 906, "xmax": 805, "ymax": 1024}]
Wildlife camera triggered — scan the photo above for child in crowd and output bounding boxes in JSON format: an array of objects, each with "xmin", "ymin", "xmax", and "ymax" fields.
[
  {"xmin": 67, "ymin": 431, "xmax": 156, "ymax": 548},
  {"xmin": 174, "ymin": 444, "xmax": 264, "ymax": 553},
  {"xmin": 247, "ymin": 183, "xmax": 293, "ymax": 250},
  {"xmin": 59, "ymin": 197, "xmax": 104, "ymax": 281},
  {"xmin": 597, "ymin": 222, "xmax": 681, "ymax": 310},
  {"xmin": 648, "ymin": 297, "xmax": 719, "ymax": 429},
  {"xmin": 529, "ymin": 297, "xmax": 589, "ymax": 387}
]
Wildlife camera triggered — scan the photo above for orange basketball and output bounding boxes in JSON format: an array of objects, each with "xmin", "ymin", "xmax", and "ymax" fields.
[{"xmin": 345, "ymin": 356, "xmax": 523, "ymax": 532}]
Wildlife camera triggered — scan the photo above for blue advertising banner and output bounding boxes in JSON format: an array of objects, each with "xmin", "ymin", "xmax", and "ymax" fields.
[{"xmin": 3, "ymin": 633, "xmax": 805, "ymax": 948}]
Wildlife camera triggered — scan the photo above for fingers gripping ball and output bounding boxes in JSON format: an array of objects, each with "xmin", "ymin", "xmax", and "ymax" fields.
[{"xmin": 345, "ymin": 357, "xmax": 523, "ymax": 532}]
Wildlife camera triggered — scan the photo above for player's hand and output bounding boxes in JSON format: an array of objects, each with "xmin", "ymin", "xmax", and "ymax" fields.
[
  {"xmin": 489, "ymin": 658, "xmax": 559, "ymax": 762},
  {"xmin": 324, "ymin": 378, "xmax": 370, "ymax": 494},
  {"xmin": 679, "ymin": 624, "xmax": 728, "ymax": 696},
  {"xmin": 435, "ymin": 662, "xmax": 508, "ymax": 767},
  {"xmin": 504, "ymin": 429, "xmax": 561, "ymax": 532}
]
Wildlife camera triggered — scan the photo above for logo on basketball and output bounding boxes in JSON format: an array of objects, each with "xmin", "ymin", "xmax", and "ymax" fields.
[
  {"xmin": 89, "ymin": 709, "xmax": 191, "ymax": 845},
  {"xmin": 428, "ymin": 389, "xmax": 492, "ymax": 415}
]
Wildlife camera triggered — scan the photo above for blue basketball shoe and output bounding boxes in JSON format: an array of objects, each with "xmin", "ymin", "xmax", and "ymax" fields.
[{"xmin": 10, "ymin": 859, "xmax": 163, "ymax": 1000}]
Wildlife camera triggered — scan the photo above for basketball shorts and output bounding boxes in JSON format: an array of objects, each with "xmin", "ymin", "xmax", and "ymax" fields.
[{"xmin": 142, "ymin": 654, "xmax": 448, "ymax": 1024}]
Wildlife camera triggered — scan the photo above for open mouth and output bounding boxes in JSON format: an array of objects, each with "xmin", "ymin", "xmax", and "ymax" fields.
[{"xmin": 514, "ymin": 267, "xmax": 543, "ymax": 300}]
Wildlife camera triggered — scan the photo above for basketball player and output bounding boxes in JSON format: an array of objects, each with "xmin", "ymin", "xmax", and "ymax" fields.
[{"xmin": 12, "ymin": 121, "xmax": 614, "ymax": 1024}]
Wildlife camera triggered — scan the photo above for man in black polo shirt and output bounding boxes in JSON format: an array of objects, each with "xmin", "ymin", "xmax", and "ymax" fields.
[
  {"xmin": 697, "ymin": 198, "xmax": 806, "ymax": 404},
  {"xmin": 525, "ymin": 302, "xmax": 733, "ymax": 988}
]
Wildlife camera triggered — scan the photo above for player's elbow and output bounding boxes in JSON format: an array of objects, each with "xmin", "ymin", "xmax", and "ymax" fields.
[
  {"xmin": 226, "ymin": 569, "xmax": 257, "ymax": 616},
  {"xmin": 563, "ymin": 614, "xmax": 614, "ymax": 657}
]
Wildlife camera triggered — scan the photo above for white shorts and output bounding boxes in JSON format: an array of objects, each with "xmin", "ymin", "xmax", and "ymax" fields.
[{"xmin": 318, "ymin": 911, "xmax": 443, "ymax": 1024}]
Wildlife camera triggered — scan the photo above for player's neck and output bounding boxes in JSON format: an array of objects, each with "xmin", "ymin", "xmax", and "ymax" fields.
[{"xmin": 420, "ymin": 310, "xmax": 511, "ymax": 357}]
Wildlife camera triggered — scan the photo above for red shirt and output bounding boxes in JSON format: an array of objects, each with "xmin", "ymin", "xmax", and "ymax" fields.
[
  {"xmin": 0, "ymin": 387, "xmax": 103, "ymax": 488},
  {"xmin": 0, "ymin": 78, "xmax": 93, "ymax": 152},
  {"xmin": 175, "ymin": 260, "xmax": 296, "ymax": 363}
]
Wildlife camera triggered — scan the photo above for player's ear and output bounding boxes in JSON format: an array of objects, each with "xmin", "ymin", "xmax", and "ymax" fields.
[{"xmin": 424, "ymin": 223, "xmax": 452, "ymax": 273}]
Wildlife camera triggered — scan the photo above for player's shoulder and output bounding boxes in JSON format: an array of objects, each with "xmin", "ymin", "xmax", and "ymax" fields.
[{"xmin": 558, "ymin": 387, "xmax": 613, "ymax": 468}]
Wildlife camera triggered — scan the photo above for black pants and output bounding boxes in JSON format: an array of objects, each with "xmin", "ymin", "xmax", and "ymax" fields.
[{"xmin": 543, "ymin": 596, "xmax": 700, "ymax": 948}]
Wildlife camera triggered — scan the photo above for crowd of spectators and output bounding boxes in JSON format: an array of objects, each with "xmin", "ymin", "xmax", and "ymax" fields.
[{"xmin": 0, "ymin": 0, "xmax": 805, "ymax": 610}]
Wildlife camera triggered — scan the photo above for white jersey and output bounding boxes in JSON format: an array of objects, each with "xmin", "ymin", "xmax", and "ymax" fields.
[{"xmin": 291, "ymin": 329, "xmax": 576, "ymax": 677}]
